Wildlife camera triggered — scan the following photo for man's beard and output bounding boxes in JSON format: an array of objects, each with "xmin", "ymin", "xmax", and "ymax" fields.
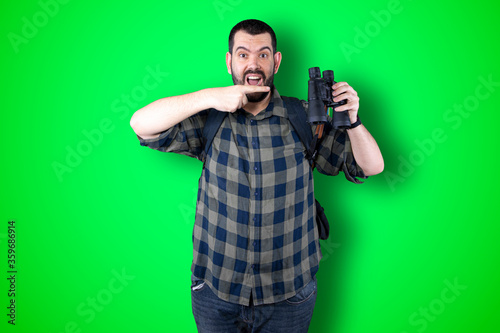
[{"xmin": 231, "ymin": 67, "xmax": 274, "ymax": 103}]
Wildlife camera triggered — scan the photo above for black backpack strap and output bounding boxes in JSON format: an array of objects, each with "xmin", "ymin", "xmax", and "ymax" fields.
[
  {"xmin": 282, "ymin": 96, "xmax": 318, "ymax": 167},
  {"xmin": 201, "ymin": 108, "xmax": 227, "ymax": 163},
  {"xmin": 282, "ymin": 96, "xmax": 330, "ymax": 240}
]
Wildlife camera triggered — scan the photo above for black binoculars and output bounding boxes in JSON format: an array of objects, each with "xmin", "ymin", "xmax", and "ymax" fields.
[{"xmin": 307, "ymin": 67, "xmax": 351, "ymax": 129}]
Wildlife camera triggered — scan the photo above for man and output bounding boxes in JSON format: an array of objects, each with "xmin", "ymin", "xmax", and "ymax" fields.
[{"xmin": 130, "ymin": 19, "xmax": 383, "ymax": 332}]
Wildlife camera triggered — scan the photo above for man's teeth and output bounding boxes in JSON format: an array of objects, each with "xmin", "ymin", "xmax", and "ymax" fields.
[{"xmin": 248, "ymin": 76, "xmax": 260, "ymax": 80}]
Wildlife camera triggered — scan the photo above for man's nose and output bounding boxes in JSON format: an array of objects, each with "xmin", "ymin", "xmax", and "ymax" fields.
[{"xmin": 247, "ymin": 55, "xmax": 261, "ymax": 70}]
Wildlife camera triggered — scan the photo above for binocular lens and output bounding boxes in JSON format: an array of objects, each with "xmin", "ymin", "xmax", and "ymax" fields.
[
  {"xmin": 323, "ymin": 70, "xmax": 334, "ymax": 81},
  {"xmin": 309, "ymin": 67, "xmax": 321, "ymax": 79}
]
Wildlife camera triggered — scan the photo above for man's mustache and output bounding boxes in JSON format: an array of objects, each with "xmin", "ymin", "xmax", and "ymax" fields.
[{"xmin": 244, "ymin": 70, "xmax": 266, "ymax": 78}]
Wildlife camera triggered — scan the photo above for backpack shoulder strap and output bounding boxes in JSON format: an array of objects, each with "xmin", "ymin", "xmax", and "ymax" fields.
[
  {"xmin": 282, "ymin": 96, "xmax": 312, "ymax": 148},
  {"xmin": 201, "ymin": 108, "xmax": 227, "ymax": 162},
  {"xmin": 283, "ymin": 96, "xmax": 331, "ymax": 240},
  {"xmin": 282, "ymin": 96, "xmax": 321, "ymax": 167}
]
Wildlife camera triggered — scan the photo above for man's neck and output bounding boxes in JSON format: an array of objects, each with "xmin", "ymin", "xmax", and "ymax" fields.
[{"xmin": 243, "ymin": 91, "xmax": 272, "ymax": 116}]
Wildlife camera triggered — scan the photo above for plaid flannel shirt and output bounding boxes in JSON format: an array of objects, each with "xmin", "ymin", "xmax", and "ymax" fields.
[{"xmin": 138, "ymin": 89, "xmax": 366, "ymax": 306}]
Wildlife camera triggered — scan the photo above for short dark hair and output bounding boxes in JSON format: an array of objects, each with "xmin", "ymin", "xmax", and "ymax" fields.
[{"xmin": 228, "ymin": 19, "xmax": 277, "ymax": 54}]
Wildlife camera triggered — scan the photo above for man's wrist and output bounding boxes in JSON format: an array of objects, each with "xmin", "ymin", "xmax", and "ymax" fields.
[
  {"xmin": 348, "ymin": 114, "xmax": 362, "ymax": 129},
  {"xmin": 198, "ymin": 88, "xmax": 217, "ymax": 110}
]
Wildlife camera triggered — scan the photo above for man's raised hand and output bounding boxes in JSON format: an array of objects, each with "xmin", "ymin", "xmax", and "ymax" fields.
[{"xmin": 207, "ymin": 85, "xmax": 270, "ymax": 112}]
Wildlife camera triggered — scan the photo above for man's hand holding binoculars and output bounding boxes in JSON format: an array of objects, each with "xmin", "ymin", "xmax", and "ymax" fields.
[{"xmin": 331, "ymin": 81, "xmax": 360, "ymax": 124}]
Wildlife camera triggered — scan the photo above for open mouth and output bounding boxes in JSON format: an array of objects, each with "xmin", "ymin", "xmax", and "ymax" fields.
[{"xmin": 246, "ymin": 74, "xmax": 263, "ymax": 86}]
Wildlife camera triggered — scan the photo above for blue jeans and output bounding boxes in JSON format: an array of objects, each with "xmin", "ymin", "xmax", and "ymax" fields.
[{"xmin": 191, "ymin": 277, "xmax": 317, "ymax": 333}]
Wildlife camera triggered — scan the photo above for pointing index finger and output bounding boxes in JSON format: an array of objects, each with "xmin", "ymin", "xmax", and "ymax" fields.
[{"xmin": 240, "ymin": 85, "xmax": 271, "ymax": 93}]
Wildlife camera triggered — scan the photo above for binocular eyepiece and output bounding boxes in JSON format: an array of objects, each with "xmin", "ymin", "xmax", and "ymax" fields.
[
  {"xmin": 308, "ymin": 67, "xmax": 333, "ymax": 82},
  {"xmin": 307, "ymin": 67, "xmax": 351, "ymax": 129}
]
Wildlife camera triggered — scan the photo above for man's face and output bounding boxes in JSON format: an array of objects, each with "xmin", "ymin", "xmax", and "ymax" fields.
[{"xmin": 226, "ymin": 31, "xmax": 282, "ymax": 103}]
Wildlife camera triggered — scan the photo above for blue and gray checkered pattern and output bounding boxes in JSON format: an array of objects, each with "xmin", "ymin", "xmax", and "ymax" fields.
[{"xmin": 138, "ymin": 89, "xmax": 365, "ymax": 305}]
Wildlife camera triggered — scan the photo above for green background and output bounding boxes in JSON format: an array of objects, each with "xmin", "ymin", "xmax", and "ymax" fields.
[{"xmin": 2, "ymin": 0, "xmax": 499, "ymax": 332}]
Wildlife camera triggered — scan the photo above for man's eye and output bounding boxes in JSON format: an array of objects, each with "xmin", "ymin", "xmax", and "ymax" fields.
[
  {"xmin": 260, "ymin": 54, "xmax": 268, "ymax": 58},
  {"xmin": 239, "ymin": 53, "xmax": 247, "ymax": 58}
]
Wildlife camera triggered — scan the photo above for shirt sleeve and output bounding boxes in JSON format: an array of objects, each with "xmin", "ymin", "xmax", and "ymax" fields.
[
  {"xmin": 301, "ymin": 100, "xmax": 367, "ymax": 184},
  {"xmin": 137, "ymin": 109, "xmax": 208, "ymax": 160},
  {"xmin": 313, "ymin": 124, "xmax": 367, "ymax": 183}
]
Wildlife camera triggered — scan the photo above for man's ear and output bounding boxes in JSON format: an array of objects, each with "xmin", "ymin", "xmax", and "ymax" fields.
[
  {"xmin": 273, "ymin": 51, "xmax": 282, "ymax": 74},
  {"xmin": 226, "ymin": 52, "xmax": 232, "ymax": 75}
]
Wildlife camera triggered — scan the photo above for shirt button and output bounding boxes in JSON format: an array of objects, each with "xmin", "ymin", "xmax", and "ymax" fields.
[
  {"xmin": 253, "ymin": 241, "xmax": 257, "ymax": 247},
  {"xmin": 253, "ymin": 217, "xmax": 257, "ymax": 222},
  {"xmin": 254, "ymin": 192, "xmax": 258, "ymax": 197},
  {"xmin": 254, "ymin": 166, "xmax": 258, "ymax": 171}
]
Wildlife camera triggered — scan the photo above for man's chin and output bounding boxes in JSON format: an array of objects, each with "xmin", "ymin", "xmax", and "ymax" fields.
[
  {"xmin": 246, "ymin": 85, "xmax": 273, "ymax": 103},
  {"xmin": 246, "ymin": 91, "xmax": 269, "ymax": 103}
]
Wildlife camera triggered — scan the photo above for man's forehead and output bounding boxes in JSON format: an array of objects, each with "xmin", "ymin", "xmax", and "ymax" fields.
[{"xmin": 233, "ymin": 31, "xmax": 272, "ymax": 51}]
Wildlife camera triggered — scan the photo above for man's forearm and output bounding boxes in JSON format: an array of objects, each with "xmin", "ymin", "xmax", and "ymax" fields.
[
  {"xmin": 130, "ymin": 85, "xmax": 271, "ymax": 139},
  {"xmin": 346, "ymin": 125, "xmax": 384, "ymax": 176},
  {"xmin": 130, "ymin": 89, "xmax": 214, "ymax": 140}
]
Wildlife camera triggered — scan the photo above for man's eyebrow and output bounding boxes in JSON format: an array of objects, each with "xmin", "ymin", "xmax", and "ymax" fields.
[{"xmin": 235, "ymin": 46, "xmax": 272, "ymax": 53}]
